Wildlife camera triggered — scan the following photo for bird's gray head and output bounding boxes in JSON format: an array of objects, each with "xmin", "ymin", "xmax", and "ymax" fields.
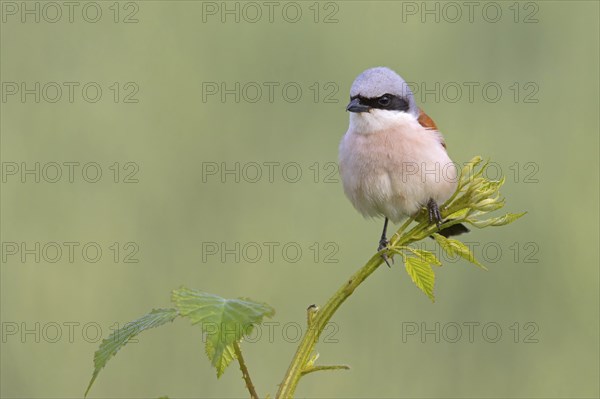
[{"xmin": 347, "ymin": 67, "xmax": 419, "ymax": 118}]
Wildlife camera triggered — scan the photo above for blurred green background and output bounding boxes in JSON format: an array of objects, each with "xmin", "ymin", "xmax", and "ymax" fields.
[{"xmin": 1, "ymin": 1, "xmax": 598, "ymax": 398}]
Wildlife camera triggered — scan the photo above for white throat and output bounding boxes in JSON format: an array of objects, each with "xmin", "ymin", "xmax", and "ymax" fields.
[{"xmin": 348, "ymin": 109, "xmax": 419, "ymax": 135}]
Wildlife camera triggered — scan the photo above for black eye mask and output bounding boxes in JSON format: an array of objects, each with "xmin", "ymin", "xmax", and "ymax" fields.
[{"xmin": 350, "ymin": 94, "xmax": 410, "ymax": 112}]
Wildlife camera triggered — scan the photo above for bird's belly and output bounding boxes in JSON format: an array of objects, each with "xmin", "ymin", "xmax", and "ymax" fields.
[{"xmin": 339, "ymin": 129, "xmax": 457, "ymax": 223}]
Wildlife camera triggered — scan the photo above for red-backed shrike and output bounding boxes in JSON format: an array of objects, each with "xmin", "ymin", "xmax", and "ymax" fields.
[{"xmin": 339, "ymin": 67, "xmax": 468, "ymax": 264}]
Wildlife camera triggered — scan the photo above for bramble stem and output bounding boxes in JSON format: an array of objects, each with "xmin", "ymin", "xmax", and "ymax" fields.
[
  {"xmin": 301, "ymin": 364, "xmax": 350, "ymax": 376},
  {"xmin": 275, "ymin": 223, "xmax": 421, "ymax": 398},
  {"xmin": 275, "ymin": 254, "xmax": 383, "ymax": 398},
  {"xmin": 234, "ymin": 341, "xmax": 259, "ymax": 399}
]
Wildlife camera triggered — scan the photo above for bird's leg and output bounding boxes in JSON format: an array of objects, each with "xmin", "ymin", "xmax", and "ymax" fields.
[
  {"xmin": 377, "ymin": 217, "xmax": 389, "ymax": 250},
  {"xmin": 377, "ymin": 217, "xmax": 392, "ymax": 267},
  {"xmin": 427, "ymin": 198, "xmax": 442, "ymax": 229}
]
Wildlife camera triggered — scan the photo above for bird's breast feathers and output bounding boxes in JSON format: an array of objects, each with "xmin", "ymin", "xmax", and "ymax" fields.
[{"xmin": 339, "ymin": 110, "xmax": 457, "ymax": 222}]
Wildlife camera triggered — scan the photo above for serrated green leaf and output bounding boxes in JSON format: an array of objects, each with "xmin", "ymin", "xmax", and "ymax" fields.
[
  {"xmin": 404, "ymin": 247, "xmax": 442, "ymax": 266},
  {"xmin": 445, "ymin": 207, "xmax": 471, "ymax": 220},
  {"xmin": 171, "ymin": 287, "xmax": 275, "ymax": 377},
  {"xmin": 480, "ymin": 177, "xmax": 505, "ymax": 191},
  {"xmin": 467, "ymin": 212, "xmax": 527, "ymax": 228},
  {"xmin": 432, "ymin": 234, "xmax": 487, "ymax": 270},
  {"xmin": 465, "ymin": 217, "xmax": 495, "ymax": 228},
  {"xmin": 460, "ymin": 156, "xmax": 483, "ymax": 183},
  {"xmin": 404, "ymin": 256, "xmax": 436, "ymax": 302},
  {"xmin": 488, "ymin": 212, "xmax": 526, "ymax": 226},
  {"xmin": 472, "ymin": 197, "xmax": 505, "ymax": 212},
  {"xmin": 205, "ymin": 339, "xmax": 237, "ymax": 377},
  {"xmin": 85, "ymin": 308, "xmax": 179, "ymax": 397}
]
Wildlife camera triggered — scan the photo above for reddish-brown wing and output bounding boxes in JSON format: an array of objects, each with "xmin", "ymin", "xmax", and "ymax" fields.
[{"xmin": 418, "ymin": 108, "xmax": 446, "ymax": 148}]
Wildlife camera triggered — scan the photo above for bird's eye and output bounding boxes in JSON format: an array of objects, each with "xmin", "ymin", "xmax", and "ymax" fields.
[{"xmin": 378, "ymin": 96, "xmax": 391, "ymax": 106}]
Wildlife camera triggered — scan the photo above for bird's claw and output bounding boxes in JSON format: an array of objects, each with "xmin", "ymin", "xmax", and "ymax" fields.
[
  {"xmin": 377, "ymin": 237, "xmax": 388, "ymax": 252},
  {"xmin": 377, "ymin": 238, "xmax": 393, "ymax": 267},
  {"xmin": 381, "ymin": 253, "xmax": 392, "ymax": 267},
  {"xmin": 427, "ymin": 198, "xmax": 442, "ymax": 229}
]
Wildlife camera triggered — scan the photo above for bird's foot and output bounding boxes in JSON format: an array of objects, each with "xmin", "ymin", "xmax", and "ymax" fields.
[
  {"xmin": 377, "ymin": 238, "xmax": 392, "ymax": 267},
  {"xmin": 377, "ymin": 237, "xmax": 388, "ymax": 252},
  {"xmin": 427, "ymin": 198, "xmax": 442, "ymax": 229}
]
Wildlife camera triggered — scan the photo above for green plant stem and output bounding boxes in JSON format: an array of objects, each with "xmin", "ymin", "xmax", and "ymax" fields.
[
  {"xmin": 301, "ymin": 364, "xmax": 351, "ymax": 376},
  {"xmin": 275, "ymin": 254, "xmax": 382, "ymax": 398},
  {"xmin": 233, "ymin": 341, "xmax": 259, "ymax": 399},
  {"xmin": 275, "ymin": 226, "xmax": 420, "ymax": 398},
  {"xmin": 389, "ymin": 214, "xmax": 416, "ymax": 244}
]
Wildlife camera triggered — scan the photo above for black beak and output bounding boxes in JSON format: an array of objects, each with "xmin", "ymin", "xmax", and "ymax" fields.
[{"xmin": 346, "ymin": 98, "xmax": 371, "ymax": 113}]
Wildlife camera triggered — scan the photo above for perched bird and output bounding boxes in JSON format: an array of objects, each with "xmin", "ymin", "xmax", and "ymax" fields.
[{"xmin": 339, "ymin": 67, "xmax": 468, "ymax": 264}]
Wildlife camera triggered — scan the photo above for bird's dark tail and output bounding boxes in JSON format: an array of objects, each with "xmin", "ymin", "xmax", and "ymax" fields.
[{"xmin": 438, "ymin": 222, "xmax": 469, "ymax": 238}]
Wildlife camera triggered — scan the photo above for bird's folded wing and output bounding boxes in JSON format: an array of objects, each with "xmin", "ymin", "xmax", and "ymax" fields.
[{"xmin": 418, "ymin": 108, "xmax": 446, "ymax": 148}]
